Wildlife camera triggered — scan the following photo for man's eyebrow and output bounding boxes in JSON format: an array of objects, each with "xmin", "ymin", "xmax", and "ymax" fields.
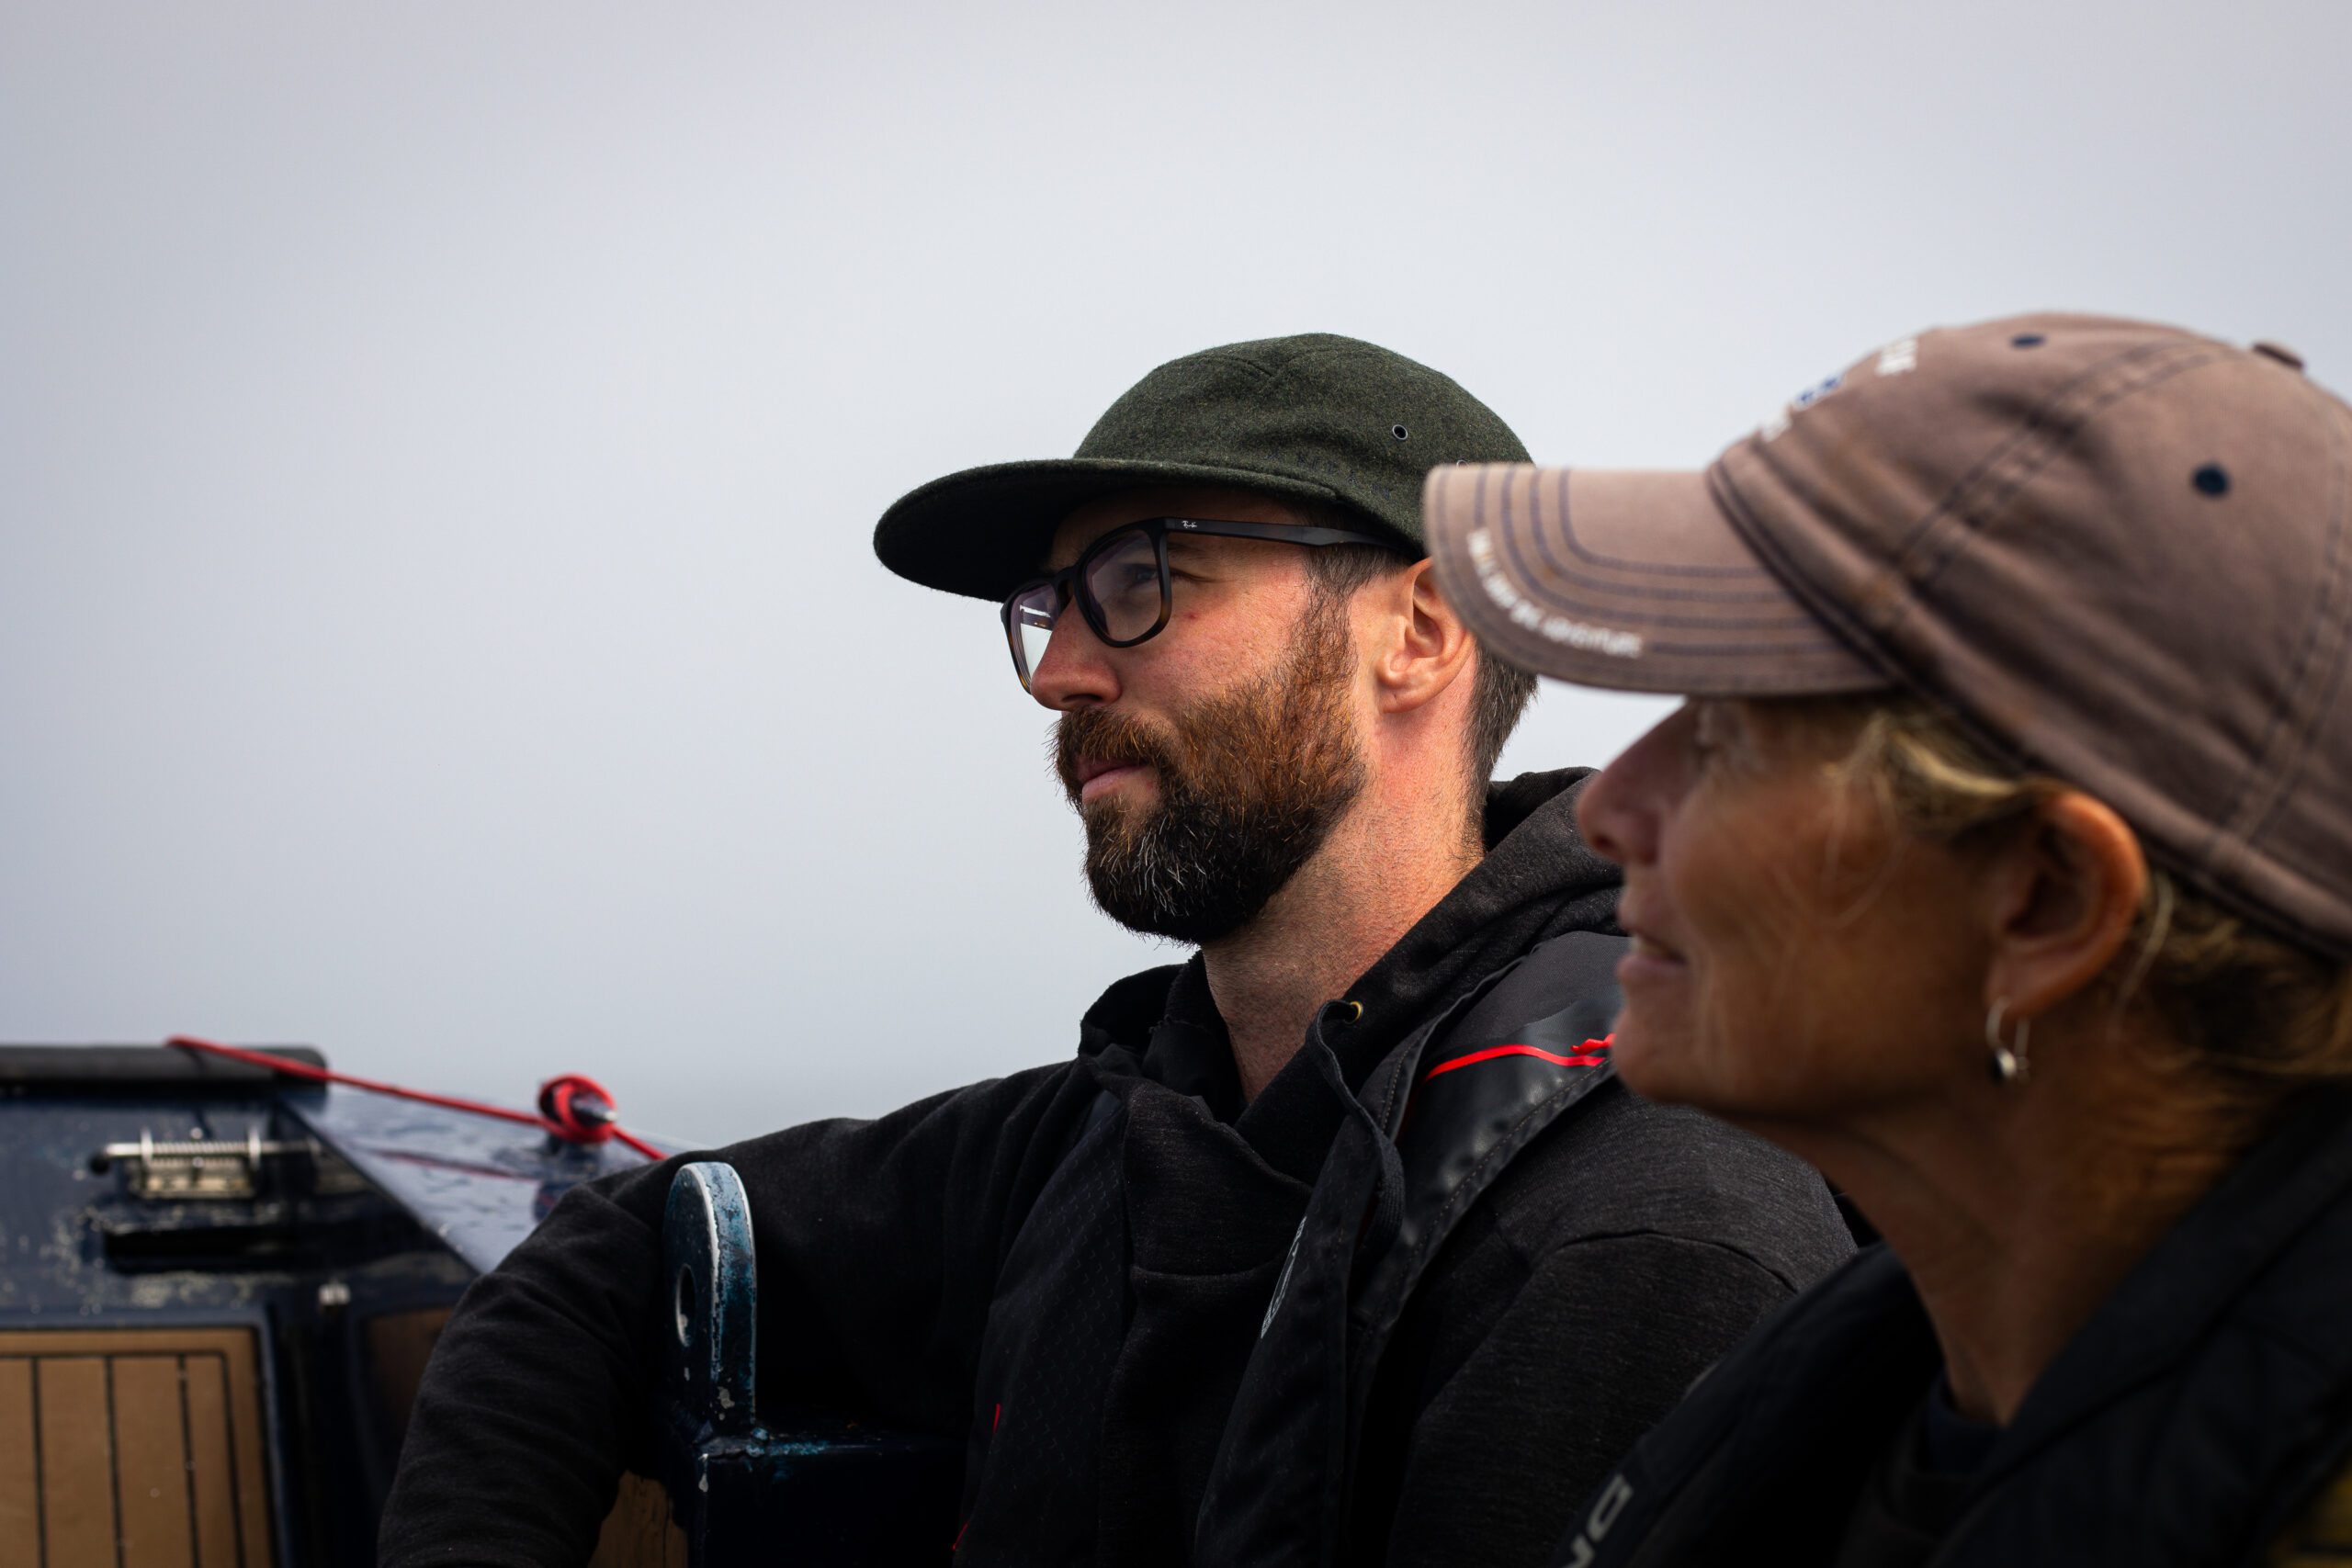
[{"xmin": 1160, "ymin": 534, "xmax": 1223, "ymax": 568}]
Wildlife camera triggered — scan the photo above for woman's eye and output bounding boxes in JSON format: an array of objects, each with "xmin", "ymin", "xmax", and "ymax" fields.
[{"xmin": 1688, "ymin": 704, "xmax": 1736, "ymax": 766}]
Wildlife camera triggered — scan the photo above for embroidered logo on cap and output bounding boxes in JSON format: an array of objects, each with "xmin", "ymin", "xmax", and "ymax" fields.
[{"xmin": 1468, "ymin": 529, "xmax": 1643, "ymax": 658}]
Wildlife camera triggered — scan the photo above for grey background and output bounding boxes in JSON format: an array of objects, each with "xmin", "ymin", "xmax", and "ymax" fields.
[{"xmin": 4, "ymin": 2, "xmax": 2345, "ymax": 1147}]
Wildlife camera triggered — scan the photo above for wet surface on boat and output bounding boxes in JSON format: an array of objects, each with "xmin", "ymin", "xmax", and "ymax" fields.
[{"xmin": 287, "ymin": 1078, "xmax": 658, "ymax": 1274}]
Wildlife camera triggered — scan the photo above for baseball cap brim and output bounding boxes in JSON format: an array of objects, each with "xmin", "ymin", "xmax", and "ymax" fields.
[
  {"xmin": 876, "ymin": 458, "xmax": 1372, "ymax": 602},
  {"xmin": 1424, "ymin": 463, "xmax": 1890, "ymax": 696}
]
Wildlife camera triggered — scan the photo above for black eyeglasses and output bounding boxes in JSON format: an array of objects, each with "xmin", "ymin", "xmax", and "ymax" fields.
[{"xmin": 1001, "ymin": 516, "xmax": 1396, "ymax": 692}]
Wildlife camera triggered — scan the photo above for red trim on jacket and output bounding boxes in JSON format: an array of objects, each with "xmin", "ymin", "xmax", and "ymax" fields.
[{"xmin": 1422, "ymin": 1038, "xmax": 1611, "ymax": 1081}]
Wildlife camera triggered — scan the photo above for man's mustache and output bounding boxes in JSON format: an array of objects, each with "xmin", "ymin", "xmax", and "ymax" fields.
[{"xmin": 1055, "ymin": 708, "xmax": 1184, "ymax": 806}]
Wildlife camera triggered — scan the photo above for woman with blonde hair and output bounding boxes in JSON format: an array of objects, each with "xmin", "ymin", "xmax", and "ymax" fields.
[{"xmin": 1424, "ymin": 315, "xmax": 2352, "ymax": 1567}]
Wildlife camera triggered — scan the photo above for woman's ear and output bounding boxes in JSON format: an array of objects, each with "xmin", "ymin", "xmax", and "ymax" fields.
[
  {"xmin": 1981, "ymin": 789, "xmax": 2149, "ymax": 1022},
  {"xmin": 1370, "ymin": 560, "xmax": 1476, "ymax": 716}
]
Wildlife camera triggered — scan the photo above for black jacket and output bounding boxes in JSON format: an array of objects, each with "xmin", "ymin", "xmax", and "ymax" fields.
[
  {"xmin": 1544, "ymin": 1087, "xmax": 2352, "ymax": 1568},
  {"xmin": 379, "ymin": 769, "xmax": 1853, "ymax": 1567}
]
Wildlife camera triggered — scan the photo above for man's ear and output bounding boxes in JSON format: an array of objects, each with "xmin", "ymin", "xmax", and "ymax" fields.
[
  {"xmin": 1367, "ymin": 559, "xmax": 1476, "ymax": 716},
  {"xmin": 1981, "ymin": 789, "xmax": 2149, "ymax": 1025}
]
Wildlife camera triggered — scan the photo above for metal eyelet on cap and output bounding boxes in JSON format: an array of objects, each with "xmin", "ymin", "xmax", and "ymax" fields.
[{"xmin": 1391, "ymin": 424, "xmax": 1408, "ymax": 441}]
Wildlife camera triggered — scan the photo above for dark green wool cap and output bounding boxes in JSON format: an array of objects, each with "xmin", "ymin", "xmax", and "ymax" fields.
[{"xmin": 873, "ymin": 333, "xmax": 1531, "ymax": 601}]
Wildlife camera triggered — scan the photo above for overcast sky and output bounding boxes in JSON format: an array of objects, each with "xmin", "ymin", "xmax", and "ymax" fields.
[{"xmin": 4, "ymin": 1, "xmax": 2346, "ymax": 1146}]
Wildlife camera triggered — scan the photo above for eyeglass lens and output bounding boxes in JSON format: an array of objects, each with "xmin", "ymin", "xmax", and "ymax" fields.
[
  {"xmin": 1009, "ymin": 589, "xmax": 1057, "ymax": 692},
  {"xmin": 1007, "ymin": 527, "xmax": 1167, "ymax": 690},
  {"xmin": 1083, "ymin": 528, "xmax": 1167, "ymax": 642}
]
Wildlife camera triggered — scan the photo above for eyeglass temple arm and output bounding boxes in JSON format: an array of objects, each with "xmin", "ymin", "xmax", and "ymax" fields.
[
  {"xmin": 1162, "ymin": 518, "xmax": 1402, "ymax": 550},
  {"xmin": 1006, "ymin": 517, "xmax": 1410, "ymax": 607}
]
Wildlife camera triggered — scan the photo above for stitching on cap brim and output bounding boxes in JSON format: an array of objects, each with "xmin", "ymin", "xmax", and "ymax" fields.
[{"xmin": 1424, "ymin": 463, "xmax": 1886, "ymax": 696}]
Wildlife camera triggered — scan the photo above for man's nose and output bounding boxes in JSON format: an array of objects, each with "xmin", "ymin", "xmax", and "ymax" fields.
[{"xmin": 1026, "ymin": 612, "xmax": 1120, "ymax": 710}]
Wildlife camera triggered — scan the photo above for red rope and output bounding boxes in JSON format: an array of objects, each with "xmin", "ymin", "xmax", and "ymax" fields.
[{"xmin": 165, "ymin": 1034, "xmax": 668, "ymax": 1161}]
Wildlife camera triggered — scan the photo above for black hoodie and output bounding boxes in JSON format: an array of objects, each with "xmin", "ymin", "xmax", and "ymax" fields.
[{"xmin": 379, "ymin": 770, "xmax": 1852, "ymax": 1566}]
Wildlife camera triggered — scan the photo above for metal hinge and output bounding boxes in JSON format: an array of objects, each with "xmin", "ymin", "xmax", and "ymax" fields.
[{"xmin": 93, "ymin": 1128, "xmax": 325, "ymax": 1200}]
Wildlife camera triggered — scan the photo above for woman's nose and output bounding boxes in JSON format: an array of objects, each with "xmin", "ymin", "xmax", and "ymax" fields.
[
  {"xmin": 1577, "ymin": 711, "xmax": 1679, "ymax": 867},
  {"xmin": 1577, "ymin": 763, "xmax": 1640, "ymax": 868}
]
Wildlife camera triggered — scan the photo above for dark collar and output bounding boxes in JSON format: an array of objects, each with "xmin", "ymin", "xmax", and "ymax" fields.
[{"xmin": 1326, "ymin": 766, "xmax": 1620, "ymax": 1086}]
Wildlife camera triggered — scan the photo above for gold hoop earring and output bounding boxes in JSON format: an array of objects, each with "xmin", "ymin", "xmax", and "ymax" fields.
[{"xmin": 1985, "ymin": 998, "xmax": 2030, "ymax": 1087}]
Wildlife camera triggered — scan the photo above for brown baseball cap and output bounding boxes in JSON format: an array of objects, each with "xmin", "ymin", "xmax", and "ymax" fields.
[{"xmin": 1424, "ymin": 313, "xmax": 2352, "ymax": 957}]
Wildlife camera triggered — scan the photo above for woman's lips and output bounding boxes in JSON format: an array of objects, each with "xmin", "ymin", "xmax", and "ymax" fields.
[
  {"xmin": 1079, "ymin": 761, "xmax": 1148, "ymax": 802},
  {"xmin": 1617, "ymin": 928, "xmax": 1688, "ymax": 985}
]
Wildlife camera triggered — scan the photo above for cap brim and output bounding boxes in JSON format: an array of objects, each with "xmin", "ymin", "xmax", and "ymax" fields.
[
  {"xmin": 1424, "ymin": 463, "xmax": 1887, "ymax": 695},
  {"xmin": 876, "ymin": 457, "xmax": 1362, "ymax": 601}
]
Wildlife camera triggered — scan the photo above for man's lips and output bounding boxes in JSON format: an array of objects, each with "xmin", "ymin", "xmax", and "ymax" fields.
[{"xmin": 1076, "ymin": 758, "xmax": 1150, "ymax": 802}]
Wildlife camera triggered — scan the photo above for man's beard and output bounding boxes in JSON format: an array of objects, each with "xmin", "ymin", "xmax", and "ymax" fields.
[{"xmin": 1054, "ymin": 597, "xmax": 1368, "ymax": 945}]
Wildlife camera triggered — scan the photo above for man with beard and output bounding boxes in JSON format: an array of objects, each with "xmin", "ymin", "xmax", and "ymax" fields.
[{"xmin": 380, "ymin": 335, "xmax": 1852, "ymax": 1568}]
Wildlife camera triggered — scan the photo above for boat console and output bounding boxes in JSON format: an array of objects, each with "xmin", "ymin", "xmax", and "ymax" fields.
[{"xmin": 1, "ymin": 1044, "xmax": 953, "ymax": 1566}]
